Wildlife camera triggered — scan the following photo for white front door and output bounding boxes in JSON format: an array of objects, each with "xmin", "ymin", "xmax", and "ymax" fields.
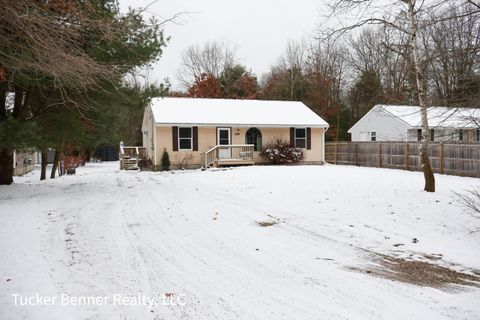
[{"xmin": 217, "ymin": 128, "xmax": 231, "ymax": 159}]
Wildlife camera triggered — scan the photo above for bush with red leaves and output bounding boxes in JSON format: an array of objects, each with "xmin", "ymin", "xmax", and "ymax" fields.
[{"xmin": 260, "ymin": 138, "xmax": 304, "ymax": 165}]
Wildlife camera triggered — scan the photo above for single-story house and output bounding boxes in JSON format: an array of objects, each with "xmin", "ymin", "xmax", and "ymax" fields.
[
  {"xmin": 142, "ymin": 97, "xmax": 329, "ymax": 169},
  {"xmin": 348, "ymin": 104, "xmax": 480, "ymax": 142}
]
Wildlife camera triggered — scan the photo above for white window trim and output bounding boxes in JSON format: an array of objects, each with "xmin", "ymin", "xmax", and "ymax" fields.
[
  {"xmin": 217, "ymin": 127, "xmax": 231, "ymax": 145},
  {"xmin": 178, "ymin": 126, "xmax": 193, "ymax": 150},
  {"xmin": 294, "ymin": 127, "xmax": 307, "ymax": 149},
  {"xmin": 370, "ymin": 131, "xmax": 376, "ymax": 142}
]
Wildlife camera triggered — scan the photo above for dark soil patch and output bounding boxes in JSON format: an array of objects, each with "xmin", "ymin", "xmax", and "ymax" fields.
[{"xmin": 349, "ymin": 253, "xmax": 480, "ymax": 289}]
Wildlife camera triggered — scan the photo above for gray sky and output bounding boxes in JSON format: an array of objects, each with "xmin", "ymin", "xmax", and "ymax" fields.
[{"xmin": 119, "ymin": 0, "xmax": 327, "ymax": 90}]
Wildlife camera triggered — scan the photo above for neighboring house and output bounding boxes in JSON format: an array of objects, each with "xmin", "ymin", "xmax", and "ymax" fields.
[
  {"xmin": 142, "ymin": 97, "xmax": 329, "ymax": 169},
  {"xmin": 13, "ymin": 149, "xmax": 35, "ymax": 176},
  {"xmin": 34, "ymin": 149, "xmax": 56, "ymax": 164},
  {"xmin": 348, "ymin": 105, "xmax": 480, "ymax": 142}
]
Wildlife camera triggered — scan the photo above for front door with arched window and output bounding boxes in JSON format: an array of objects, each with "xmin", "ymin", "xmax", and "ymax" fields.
[{"xmin": 245, "ymin": 128, "xmax": 262, "ymax": 151}]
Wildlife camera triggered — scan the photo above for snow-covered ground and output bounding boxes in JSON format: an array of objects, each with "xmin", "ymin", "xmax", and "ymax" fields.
[{"xmin": 1, "ymin": 163, "xmax": 479, "ymax": 320}]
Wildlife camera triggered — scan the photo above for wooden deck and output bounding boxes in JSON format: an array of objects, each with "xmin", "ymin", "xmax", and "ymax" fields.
[
  {"xmin": 202, "ymin": 144, "xmax": 255, "ymax": 168},
  {"xmin": 119, "ymin": 145, "xmax": 146, "ymax": 170}
]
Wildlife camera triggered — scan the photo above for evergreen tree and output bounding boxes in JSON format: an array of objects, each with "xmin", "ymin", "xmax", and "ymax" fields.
[
  {"xmin": 0, "ymin": 0, "xmax": 167, "ymax": 184},
  {"xmin": 219, "ymin": 64, "xmax": 260, "ymax": 99},
  {"xmin": 348, "ymin": 69, "xmax": 383, "ymax": 123},
  {"xmin": 160, "ymin": 148, "xmax": 170, "ymax": 171}
]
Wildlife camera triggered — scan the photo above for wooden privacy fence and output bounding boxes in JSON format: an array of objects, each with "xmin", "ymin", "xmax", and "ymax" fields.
[{"xmin": 325, "ymin": 142, "xmax": 480, "ymax": 178}]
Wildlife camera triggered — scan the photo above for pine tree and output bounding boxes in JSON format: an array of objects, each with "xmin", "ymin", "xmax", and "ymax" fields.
[
  {"xmin": 160, "ymin": 148, "xmax": 170, "ymax": 171},
  {"xmin": 0, "ymin": 0, "xmax": 167, "ymax": 184}
]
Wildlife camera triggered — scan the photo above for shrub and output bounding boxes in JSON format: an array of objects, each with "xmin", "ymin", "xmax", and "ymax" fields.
[
  {"xmin": 138, "ymin": 158, "xmax": 153, "ymax": 171},
  {"xmin": 173, "ymin": 151, "xmax": 193, "ymax": 170},
  {"xmin": 454, "ymin": 190, "xmax": 480, "ymax": 215},
  {"xmin": 160, "ymin": 148, "xmax": 170, "ymax": 171},
  {"xmin": 260, "ymin": 138, "xmax": 304, "ymax": 165}
]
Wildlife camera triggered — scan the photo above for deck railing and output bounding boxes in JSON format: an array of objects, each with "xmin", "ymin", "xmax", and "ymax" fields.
[
  {"xmin": 119, "ymin": 145, "xmax": 146, "ymax": 170},
  {"xmin": 202, "ymin": 144, "xmax": 254, "ymax": 168}
]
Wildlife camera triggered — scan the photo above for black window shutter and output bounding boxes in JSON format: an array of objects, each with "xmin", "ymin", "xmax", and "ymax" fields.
[
  {"xmin": 307, "ymin": 127, "xmax": 311, "ymax": 150},
  {"xmin": 172, "ymin": 126, "xmax": 178, "ymax": 151},
  {"xmin": 290, "ymin": 127, "xmax": 295, "ymax": 147},
  {"xmin": 193, "ymin": 126, "xmax": 198, "ymax": 151}
]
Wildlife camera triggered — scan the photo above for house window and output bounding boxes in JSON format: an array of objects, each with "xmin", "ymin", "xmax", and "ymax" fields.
[
  {"xmin": 458, "ymin": 129, "xmax": 464, "ymax": 142},
  {"xmin": 294, "ymin": 128, "xmax": 307, "ymax": 148},
  {"xmin": 430, "ymin": 129, "xmax": 435, "ymax": 142},
  {"xmin": 417, "ymin": 129, "xmax": 422, "ymax": 141},
  {"xmin": 178, "ymin": 127, "xmax": 192, "ymax": 150},
  {"xmin": 245, "ymin": 128, "xmax": 262, "ymax": 151},
  {"xmin": 370, "ymin": 132, "xmax": 376, "ymax": 142},
  {"xmin": 476, "ymin": 129, "xmax": 480, "ymax": 142}
]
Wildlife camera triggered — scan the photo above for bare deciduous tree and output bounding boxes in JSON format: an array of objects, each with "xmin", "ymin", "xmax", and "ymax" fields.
[
  {"xmin": 0, "ymin": 1, "xmax": 118, "ymax": 92},
  {"xmin": 261, "ymin": 40, "xmax": 309, "ymax": 101},
  {"xmin": 348, "ymin": 27, "xmax": 415, "ymax": 104},
  {"xmin": 421, "ymin": 5, "xmax": 480, "ymax": 107},
  {"xmin": 454, "ymin": 189, "xmax": 480, "ymax": 233},
  {"xmin": 177, "ymin": 41, "xmax": 236, "ymax": 89}
]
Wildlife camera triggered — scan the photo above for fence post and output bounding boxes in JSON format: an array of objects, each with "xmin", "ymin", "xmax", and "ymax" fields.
[
  {"xmin": 378, "ymin": 142, "xmax": 382, "ymax": 168},
  {"xmin": 354, "ymin": 143, "xmax": 358, "ymax": 166},
  {"xmin": 334, "ymin": 142, "xmax": 338, "ymax": 165},
  {"xmin": 439, "ymin": 143, "xmax": 444, "ymax": 174},
  {"xmin": 404, "ymin": 143, "xmax": 409, "ymax": 170}
]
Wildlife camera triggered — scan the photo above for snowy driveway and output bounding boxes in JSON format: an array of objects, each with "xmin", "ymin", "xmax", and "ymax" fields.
[{"xmin": 1, "ymin": 163, "xmax": 479, "ymax": 319}]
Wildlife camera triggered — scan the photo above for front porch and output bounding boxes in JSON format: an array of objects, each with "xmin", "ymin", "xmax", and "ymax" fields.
[{"xmin": 202, "ymin": 144, "xmax": 255, "ymax": 168}]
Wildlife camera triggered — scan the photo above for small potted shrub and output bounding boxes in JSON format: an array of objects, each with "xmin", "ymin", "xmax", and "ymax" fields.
[{"xmin": 260, "ymin": 138, "xmax": 304, "ymax": 165}]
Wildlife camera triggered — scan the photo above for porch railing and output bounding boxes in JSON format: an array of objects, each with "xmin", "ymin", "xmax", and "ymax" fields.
[
  {"xmin": 202, "ymin": 144, "xmax": 254, "ymax": 168},
  {"xmin": 119, "ymin": 145, "xmax": 146, "ymax": 170}
]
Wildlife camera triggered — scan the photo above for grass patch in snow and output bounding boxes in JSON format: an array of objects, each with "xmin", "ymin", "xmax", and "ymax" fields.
[
  {"xmin": 350, "ymin": 253, "xmax": 480, "ymax": 289},
  {"xmin": 256, "ymin": 214, "xmax": 284, "ymax": 227},
  {"xmin": 256, "ymin": 220, "xmax": 278, "ymax": 227}
]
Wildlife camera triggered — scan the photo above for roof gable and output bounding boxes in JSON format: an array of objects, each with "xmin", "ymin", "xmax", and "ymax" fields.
[
  {"xmin": 378, "ymin": 105, "xmax": 480, "ymax": 128},
  {"xmin": 347, "ymin": 105, "xmax": 408, "ymax": 133},
  {"xmin": 149, "ymin": 97, "xmax": 329, "ymax": 127}
]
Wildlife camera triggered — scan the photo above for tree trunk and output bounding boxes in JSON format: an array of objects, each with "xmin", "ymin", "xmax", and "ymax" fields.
[
  {"xmin": 407, "ymin": 0, "xmax": 435, "ymax": 192},
  {"xmin": 50, "ymin": 148, "xmax": 61, "ymax": 179},
  {"xmin": 0, "ymin": 86, "xmax": 6, "ymax": 121},
  {"xmin": 0, "ymin": 86, "xmax": 12, "ymax": 185},
  {"xmin": 0, "ymin": 148, "xmax": 14, "ymax": 185},
  {"xmin": 40, "ymin": 150, "xmax": 47, "ymax": 181}
]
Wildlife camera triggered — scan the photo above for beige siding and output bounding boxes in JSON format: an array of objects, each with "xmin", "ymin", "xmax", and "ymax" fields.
[
  {"xmin": 155, "ymin": 126, "xmax": 217, "ymax": 167},
  {"xmin": 307, "ymin": 128, "xmax": 325, "ymax": 162},
  {"xmin": 155, "ymin": 126, "xmax": 326, "ymax": 167},
  {"xmin": 234, "ymin": 127, "xmax": 325, "ymax": 163}
]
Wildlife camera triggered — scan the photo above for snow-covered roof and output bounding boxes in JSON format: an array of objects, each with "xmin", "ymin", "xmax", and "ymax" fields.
[
  {"xmin": 149, "ymin": 97, "xmax": 329, "ymax": 128},
  {"xmin": 378, "ymin": 105, "xmax": 480, "ymax": 128}
]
